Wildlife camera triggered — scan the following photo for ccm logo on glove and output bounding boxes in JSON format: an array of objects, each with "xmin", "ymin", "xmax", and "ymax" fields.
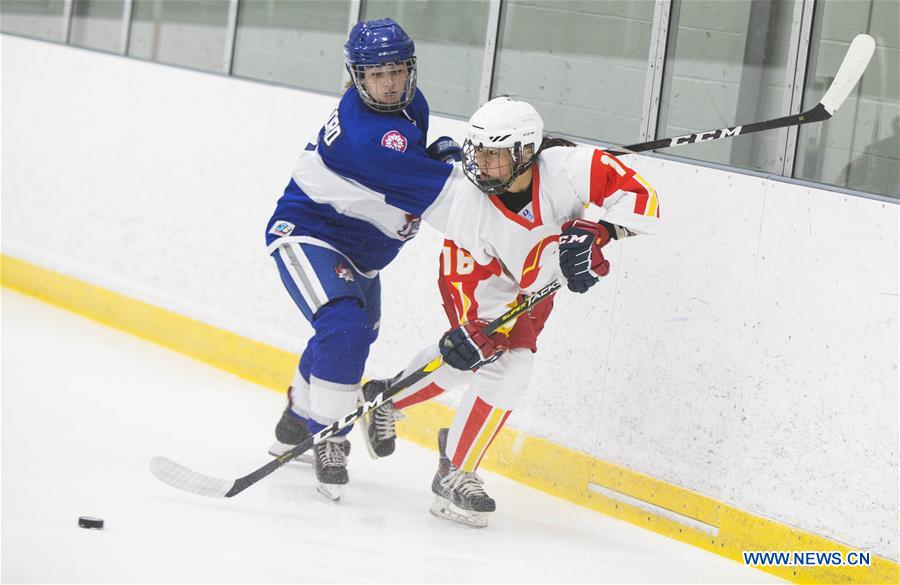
[
  {"xmin": 558, "ymin": 233, "xmax": 592, "ymax": 245},
  {"xmin": 557, "ymin": 219, "xmax": 611, "ymax": 294}
]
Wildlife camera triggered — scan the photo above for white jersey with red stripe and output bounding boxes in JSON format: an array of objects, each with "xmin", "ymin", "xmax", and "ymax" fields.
[
  {"xmin": 389, "ymin": 145, "xmax": 661, "ymax": 483},
  {"xmin": 436, "ymin": 144, "xmax": 660, "ymax": 322}
]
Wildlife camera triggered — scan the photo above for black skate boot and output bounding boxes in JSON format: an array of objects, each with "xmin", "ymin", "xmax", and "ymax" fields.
[
  {"xmin": 268, "ymin": 391, "xmax": 315, "ymax": 464},
  {"xmin": 358, "ymin": 376, "xmax": 405, "ymax": 458},
  {"xmin": 314, "ymin": 436, "xmax": 350, "ymax": 501},
  {"xmin": 429, "ymin": 428, "xmax": 496, "ymax": 527}
]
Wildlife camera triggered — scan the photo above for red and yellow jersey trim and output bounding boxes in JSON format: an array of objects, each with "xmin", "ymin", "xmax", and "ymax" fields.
[
  {"xmin": 589, "ymin": 150, "xmax": 660, "ymax": 217},
  {"xmin": 519, "ymin": 234, "xmax": 559, "ymax": 289},
  {"xmin": 487, "ymin": 165, "xmax": 543, "ymax": 230}
]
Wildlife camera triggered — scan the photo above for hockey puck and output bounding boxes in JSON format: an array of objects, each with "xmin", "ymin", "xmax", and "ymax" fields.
[{"xmin": 78, "ymin": 516, "xmax": 104, "ymax": 530}]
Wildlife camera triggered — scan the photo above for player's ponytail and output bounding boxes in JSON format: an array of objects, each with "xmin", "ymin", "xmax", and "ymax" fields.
[
  {"xmin": 531, "ymin": 136, "xmax": 576, "ymax": 166},
  {"xmin": 539, "ymin": 136, "xmax": 576, "ymax": 150}
]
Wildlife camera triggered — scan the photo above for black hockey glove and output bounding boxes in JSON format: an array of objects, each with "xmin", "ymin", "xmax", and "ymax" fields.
[
  {"xmin": 427, "ymin": 136, "xmax": 462, "ymax": 164},
  {"xmin": 439, "ymin": 319, "xmax": 509, "ymax": 371},
  {"xmin": 558, "ymin": 219, "xmax": 611, "ymax": 294}
]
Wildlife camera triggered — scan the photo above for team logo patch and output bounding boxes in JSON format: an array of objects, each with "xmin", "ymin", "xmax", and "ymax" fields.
[
  {"xmin": 519, "ymin": 235, "xmax": 560, "ymax": 289},
  {"xmin": 268, "ymin": 221, "xmax": 295, "ymax": 237},
  {"xmin": 397, "ymin": 213, "xmax": 421, "ymax": 239},
  {"xmin": 381, "ymin": 130, "xmax": 408, "ymax": 152},
  {"xmin": 334, "ymin": 262, "xmax": 355, "ymax": 282}
]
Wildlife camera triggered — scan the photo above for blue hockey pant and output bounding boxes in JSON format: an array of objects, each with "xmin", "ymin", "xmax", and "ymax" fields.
[{"xmin": 270, "ymin": 240, "xmax": 380, "ymax": 436}]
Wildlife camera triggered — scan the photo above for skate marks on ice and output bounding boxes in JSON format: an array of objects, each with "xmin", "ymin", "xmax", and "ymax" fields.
[{"xmin": 2, "ymin": 289, "xmax": 779, "ymax": 583}]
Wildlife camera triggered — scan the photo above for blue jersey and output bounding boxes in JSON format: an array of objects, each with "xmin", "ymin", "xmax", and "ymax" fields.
[{"xmin": 266, "ymin": 87, "xmax": 454, "ymax": 273}]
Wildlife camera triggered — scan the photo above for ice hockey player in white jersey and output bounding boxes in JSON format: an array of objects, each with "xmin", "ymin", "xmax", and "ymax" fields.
[{"xmin": 360, "ymin": 97, "xmax": 660, "ymax": 526}]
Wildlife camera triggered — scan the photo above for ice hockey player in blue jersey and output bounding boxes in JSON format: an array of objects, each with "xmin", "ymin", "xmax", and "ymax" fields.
[{"xmin": 264, "ymin": 18, "xmax": 462, "ymax": 500}]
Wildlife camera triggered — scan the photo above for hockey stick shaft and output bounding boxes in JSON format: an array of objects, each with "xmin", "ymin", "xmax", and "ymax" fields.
[
  {"xmin": 606, "ymin": 34, "xmax": 875, "ymax": 157},
  {"xmin": 151, "ymin": 280, "xmax": 561, "ymax": 498},
  {"xmin": 151, "ymin": 35, "xmax": 876, "ymax": 499},
  {"xmin": 225, "ymin": 279, "xmax": 561, "ymax": 496}
]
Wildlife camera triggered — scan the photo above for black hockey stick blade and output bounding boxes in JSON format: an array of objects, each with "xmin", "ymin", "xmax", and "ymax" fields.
[
  {"xmin": 607, "ymin": 33, "xmax": 875, "ymax": 157},
  {"xmin": 149, "ymin": 280, "xmax": 562, "ymax": 498}
]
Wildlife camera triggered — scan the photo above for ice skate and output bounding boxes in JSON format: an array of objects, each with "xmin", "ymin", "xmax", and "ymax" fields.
[
  {"xmin": 314, "ymin": 437, "xmax": 350, "ymax": 501},
  {"xmin": 358, "ymin": 376, "xmax": 405, "ymax": 458},
  {"xmin": 429, "ymin": 428, "xmax": 495, "ymax": 528},
  {"xmin": 267, "ymin": 400, "xmax": 314, "ymax": 464}
]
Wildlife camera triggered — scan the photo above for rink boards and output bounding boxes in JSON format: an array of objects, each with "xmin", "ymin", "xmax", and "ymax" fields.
[
  {"xmin": 2, "ymin": 254, "xmax": 896, "ymax": 585},
  {"xmin": 2, "ymin": 34, "xmax": 897, "ymax": 583}
]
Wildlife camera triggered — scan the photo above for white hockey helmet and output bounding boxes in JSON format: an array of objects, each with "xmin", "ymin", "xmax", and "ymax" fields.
[{"xmin": 462, "ymin": 97, "xmax": 544, "ymax": 195}]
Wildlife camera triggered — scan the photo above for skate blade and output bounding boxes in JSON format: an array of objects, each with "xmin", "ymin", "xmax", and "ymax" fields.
[
  {"xmin": 317, "ymin": 483, "xmax": 343, "ymax": 502},
  {"xmin": 267, "ymin": 441, "xmax": 314, "ymax": 464},
  {"xmin": 429, "ymin": 495, "xmax": 489, "ymax": 528}
]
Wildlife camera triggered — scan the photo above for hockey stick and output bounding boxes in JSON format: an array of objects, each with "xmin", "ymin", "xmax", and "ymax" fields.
[
  {"xmin": 149, "ymin": 34, "xmax": 874, "ymax": 500},
  {"xmin": 605, "ymin": 34, "xmax": 875, "ymax": 157},
  {"xmin": 149, "ymin": 279, "xmax": 562, "ymax": 498}
]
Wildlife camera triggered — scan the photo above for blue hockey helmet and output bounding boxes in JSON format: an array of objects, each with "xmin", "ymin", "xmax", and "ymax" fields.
[{"xmin": 344, "ymin": 18, "xmax": 417, "ymax": 113}]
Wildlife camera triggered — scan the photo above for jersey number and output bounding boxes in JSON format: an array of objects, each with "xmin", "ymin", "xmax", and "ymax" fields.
[
  {"xmin": 441, "ymin": 246, "xmax": 475, "ymax": 276},
  {"xmin": 323, "ymin": 109, "xmax": 342, "ymax": 146}
]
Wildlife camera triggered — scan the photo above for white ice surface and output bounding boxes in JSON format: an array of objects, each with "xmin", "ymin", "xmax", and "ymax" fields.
[{"xmin": 0, "ymin": 289, "xmax": 780, "ymax": 583}]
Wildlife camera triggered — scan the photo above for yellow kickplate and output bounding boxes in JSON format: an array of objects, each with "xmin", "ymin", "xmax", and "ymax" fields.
[{"xmin": 3, "ymin": 253, "xmax": 897, "ymax": 584}]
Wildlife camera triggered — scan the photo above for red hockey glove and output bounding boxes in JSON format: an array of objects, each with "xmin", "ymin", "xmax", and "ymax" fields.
[
  {"xmin": 439, "ymin": 319, "xmax": 509, "ymax": 371},
  {"xmin": 558, "ymin": 219, "xmax": 611, "ymax": 294}
]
